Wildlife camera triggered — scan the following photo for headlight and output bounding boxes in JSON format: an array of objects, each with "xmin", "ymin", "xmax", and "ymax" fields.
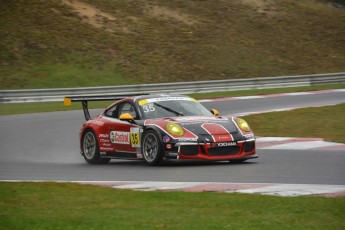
[
  {"xmin": 166, "ymin": 123, "xmax": 184, "ymax": 136},
  {"xmin": 236, "ymin": 118, "xmax": 251, "ymax": 132}
]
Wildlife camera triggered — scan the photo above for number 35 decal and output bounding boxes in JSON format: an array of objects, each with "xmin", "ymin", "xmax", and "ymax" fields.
[
  {"xmin": 142, "ymin": 103, "xmax": 155, "ymax": 113},
  {"xmin": 130, "ymin": 127, "xmax": 141, "ymax": 147}
]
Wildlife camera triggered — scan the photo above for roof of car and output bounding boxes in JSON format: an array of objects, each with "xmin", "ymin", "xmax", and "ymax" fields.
[{"xmin": 133, "ymin": 94, "xmax": 191, "ymax": 101}]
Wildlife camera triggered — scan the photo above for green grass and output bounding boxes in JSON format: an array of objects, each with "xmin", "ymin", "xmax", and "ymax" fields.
[
  {"xmin": 1, "ymin": 63, "xmax": 132, "ymax": 89},
  {"xmin": 0, "ymin": 100, "xmax": 111, "ymax": 116},
  {"xmin": 0, "ymin": 182, "xmax": 344, "ymax": 230},
  {"xmin": 244, "ymin": 103, "xmax": 345, "ymax": 143},
  {"xmin": 1, "ymin": 0, "xmax": 345, "ymax": 89}
]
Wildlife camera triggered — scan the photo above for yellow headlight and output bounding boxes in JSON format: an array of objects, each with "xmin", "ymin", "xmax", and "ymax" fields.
[
  {"xmin": 236, "ymin": 118, "xmax": 251, "ymax": 132},
  {"xmin": 166, "ymin": 123, "xmax": 184, "ymax": 136}
]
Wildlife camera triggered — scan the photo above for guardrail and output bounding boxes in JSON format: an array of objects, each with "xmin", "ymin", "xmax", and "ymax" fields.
[{"xmin": 1, "ymin": 72, "xmax": 344, "ymax": 103}]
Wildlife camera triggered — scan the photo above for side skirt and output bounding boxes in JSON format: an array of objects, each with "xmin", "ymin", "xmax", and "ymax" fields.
[{"xmin": 101, "ymin": 151, "xmax": 141, "ymax": 160}]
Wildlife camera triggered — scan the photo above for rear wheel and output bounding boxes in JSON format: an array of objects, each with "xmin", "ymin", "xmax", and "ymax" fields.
[
  {"xmin": 142, "ymin": 130, "xmax": 163, "ymax": 166},
  {"xmin": 82, "ymin": 130, "xmax": 110, "ymax": 164}
]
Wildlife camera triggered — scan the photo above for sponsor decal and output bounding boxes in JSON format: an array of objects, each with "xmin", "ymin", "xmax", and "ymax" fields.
[
  {"xmin": 100, "ymin": 139, "xmax": 110, "ymax": 143},
  {"xmin": 102, "ymin": 143, "xmax": 112, "ymax": 147},
  {"xmin": 136, "ymin": 153, "xmax": 143, "ymax": 159},
  {"xmin": 139, "ymin": 97, "xmax": 194, "ymax": 106},
  {"xmin": 177, "ymin": 138, "xmax": 198, "ymax": 142},
  {"xmin": 179, "ymin": 121, "xmax": 203, "ymax": 126},
  {"xmin": 100, "ymin": 152, "xmax": 106, "ymax": 155},
  {"xmin": 244, "ymin": 133, "xmax": 255, "ymax": 139},
  {"xmin": 216, "ymin": 142, "xmax": 237, "ymax": 147},
  {"xmin": 110, "ymin": 131, "xmax": 130, "ymax": 144},
  {"xmin": 163, "ymin": 135, "xmax": 171, "ymax": 143},
  {"xmin": 89, "ymin": 120, "xmax": 104, "ymax": 126},
  {"xmin": 99, "ymin": 134, "xmax": 109, "ymax": 138},
  {"xmin": 130, "ymin": 127, "xmax": 141, "ymax": 147},
  {"xmin": 166, "ymin": 144, "xmax": 173, "ymax": 149},
  {"xmin": 100, "ymin": 147, "xmax": 113, "ymax": 151}
]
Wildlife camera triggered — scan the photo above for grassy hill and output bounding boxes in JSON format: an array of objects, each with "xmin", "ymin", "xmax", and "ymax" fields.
[{"xmin": 1, "ymin": 0, "xmax": 345, "ymax": 89}]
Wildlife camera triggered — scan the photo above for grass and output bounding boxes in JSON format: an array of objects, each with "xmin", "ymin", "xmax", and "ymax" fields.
[
  {"xmin": 0, "ymin": 100, "xmax": 110, "ymax": 116},
  {"xmin": 1, "ymin": 0, "xmax": 345, "ymax": 89},
  {"xmin": 0, "ymin": 182, "xmax": 344, "ymax": 230},
  {"xmin": 244, "ymin": 103, "xmax": 345, "ymax": 143}
]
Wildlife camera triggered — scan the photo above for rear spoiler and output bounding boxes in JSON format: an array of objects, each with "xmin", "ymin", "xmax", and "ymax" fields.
[{"xmin": 64, "ymin": 94, "xmax": 146, "ymax": 121}]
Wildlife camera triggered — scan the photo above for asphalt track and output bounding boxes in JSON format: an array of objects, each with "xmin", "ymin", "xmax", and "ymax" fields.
[{"xmin": 1, "ymin": 90, "xmax": 344, "ymax": 185}]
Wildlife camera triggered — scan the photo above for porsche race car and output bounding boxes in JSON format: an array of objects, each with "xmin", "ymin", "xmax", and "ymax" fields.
[{"xmin": 64, "ymin": 94, "xmax": 257, "ymax": 165}]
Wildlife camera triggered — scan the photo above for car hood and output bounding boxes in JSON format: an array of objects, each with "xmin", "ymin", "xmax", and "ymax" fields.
[
  {"xmin": 144, "ymin": 116, "xmax": 239, "ymax": 141},
  {"xmin": 173, "ymin": 116, "xmax": 238, "ymax": 134}
]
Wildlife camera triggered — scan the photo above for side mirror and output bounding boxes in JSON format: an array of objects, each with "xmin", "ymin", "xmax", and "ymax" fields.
[
  {"xmin": 119, "ymin": 113, "xmax": 134, "ymax": 121},
  {"xmin": 210, "ymin": 109, "xmax": 219, "ymax": 116}
]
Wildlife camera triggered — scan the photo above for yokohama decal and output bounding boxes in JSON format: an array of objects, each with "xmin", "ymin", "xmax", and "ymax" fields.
[{"xmin": 201, "ymin": 123, "xmax": 233, "ymax": 142}]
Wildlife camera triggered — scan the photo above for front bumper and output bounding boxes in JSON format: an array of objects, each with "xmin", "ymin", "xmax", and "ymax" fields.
[{"xmin": 164, "ymin": 139, "xmax": 256, "ymax": 161}]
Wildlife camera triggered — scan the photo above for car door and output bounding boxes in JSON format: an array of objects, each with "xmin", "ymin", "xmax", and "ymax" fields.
[{"xmin": 104, "ymin": 101, "xmax": 141, "ymax": 154}]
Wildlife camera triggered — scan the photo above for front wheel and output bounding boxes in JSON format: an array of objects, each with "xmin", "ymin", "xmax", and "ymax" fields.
[
  {"xmin": 82, "ymin": 130, "xmax": 110, "ymax": 164},
  {"xmin": 141, "ymin": 130, "xmax": 163, "ymax": 166}
]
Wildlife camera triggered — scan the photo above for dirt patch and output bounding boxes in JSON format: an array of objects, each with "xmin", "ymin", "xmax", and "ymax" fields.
[
  {"xmin": 240, "ymin": 0, "xmax": 278, "ymax": 15},
  {"xmin": 61, "ymin": 0, "xmax": 130, "ymax": 32},
  {"xmin": 146, "ymin": 5, "xmax": 197, "ymax": 26}
]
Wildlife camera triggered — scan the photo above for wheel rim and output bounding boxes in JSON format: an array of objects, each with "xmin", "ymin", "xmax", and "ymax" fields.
[
  {"xmin": 143, "ymin": 133, "xmax": 158, "ymax": 162},
  {"xmin": 83, "ymin": 132, "xmax": 96, "ymax": 160}
]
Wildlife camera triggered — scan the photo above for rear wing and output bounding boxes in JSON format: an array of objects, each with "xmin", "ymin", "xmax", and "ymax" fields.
[{"xmin": 64, "ymin": 94, "xmax": 145, "ymax": 121}]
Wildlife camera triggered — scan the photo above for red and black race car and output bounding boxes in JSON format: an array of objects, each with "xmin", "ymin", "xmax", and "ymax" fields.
[{"xmin": 64, "ymin": 94, "xmax": 257, "ymax": 165}]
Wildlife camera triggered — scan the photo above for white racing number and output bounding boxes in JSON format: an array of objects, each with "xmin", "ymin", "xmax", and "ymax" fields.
[{"xmin": 142, "ymin": 103, "xmax": 155, "ymax": 113}]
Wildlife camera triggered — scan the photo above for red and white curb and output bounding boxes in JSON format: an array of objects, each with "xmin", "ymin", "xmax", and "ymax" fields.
[
  {"xmin": 2, "ymin": 181, "xmax": 344, "ymax": 197},
  {"xmin": 256, "ymin": 137, "xmax": 345, "ymax": 150},
  {"xmin": 74, "ymin": 181, "xmax": 345, "ymax": 197}
]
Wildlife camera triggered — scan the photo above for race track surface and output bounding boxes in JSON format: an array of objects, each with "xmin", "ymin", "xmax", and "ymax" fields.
[{"xmin": 1, "ymin": 89, "xmax": 344, "ymax": 187}]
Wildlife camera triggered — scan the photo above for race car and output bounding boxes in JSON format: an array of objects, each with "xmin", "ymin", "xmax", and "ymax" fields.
[{"xmin": 64, "ymin": 94, "xmax": 257, "ymax": 165}]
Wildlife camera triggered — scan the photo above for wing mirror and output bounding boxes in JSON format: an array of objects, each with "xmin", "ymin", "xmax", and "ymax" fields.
[
  {"xmin": 210, "ymin": 109, "xmax": 219, "ymax": 116},
  {"xmin": 119, "ymin": 113, "xmax": 134, "ymax": 121}
]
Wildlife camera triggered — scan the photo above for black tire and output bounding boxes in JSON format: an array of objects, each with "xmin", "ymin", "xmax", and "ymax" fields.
[
  {"xmin": 141, "ymin": 130, "xmax": 163, "ymax": 166},
  {"xmin": 81, "ymin": 130, "xmax": 110, "ymax": 164}
]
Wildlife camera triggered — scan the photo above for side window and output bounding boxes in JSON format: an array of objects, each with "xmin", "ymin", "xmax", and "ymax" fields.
[
  {"xmin": 104, "ymin": 104, "xmax": 118, "ymax": 118},
  {"xmin": 118, "ymin": 102, "xmax": 138, "ymax": 119}
]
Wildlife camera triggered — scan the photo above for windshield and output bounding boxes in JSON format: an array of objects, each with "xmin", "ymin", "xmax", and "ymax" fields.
[{"xmin": 138, "ymin": 97, "xmax": 213, "ymax": 119}]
